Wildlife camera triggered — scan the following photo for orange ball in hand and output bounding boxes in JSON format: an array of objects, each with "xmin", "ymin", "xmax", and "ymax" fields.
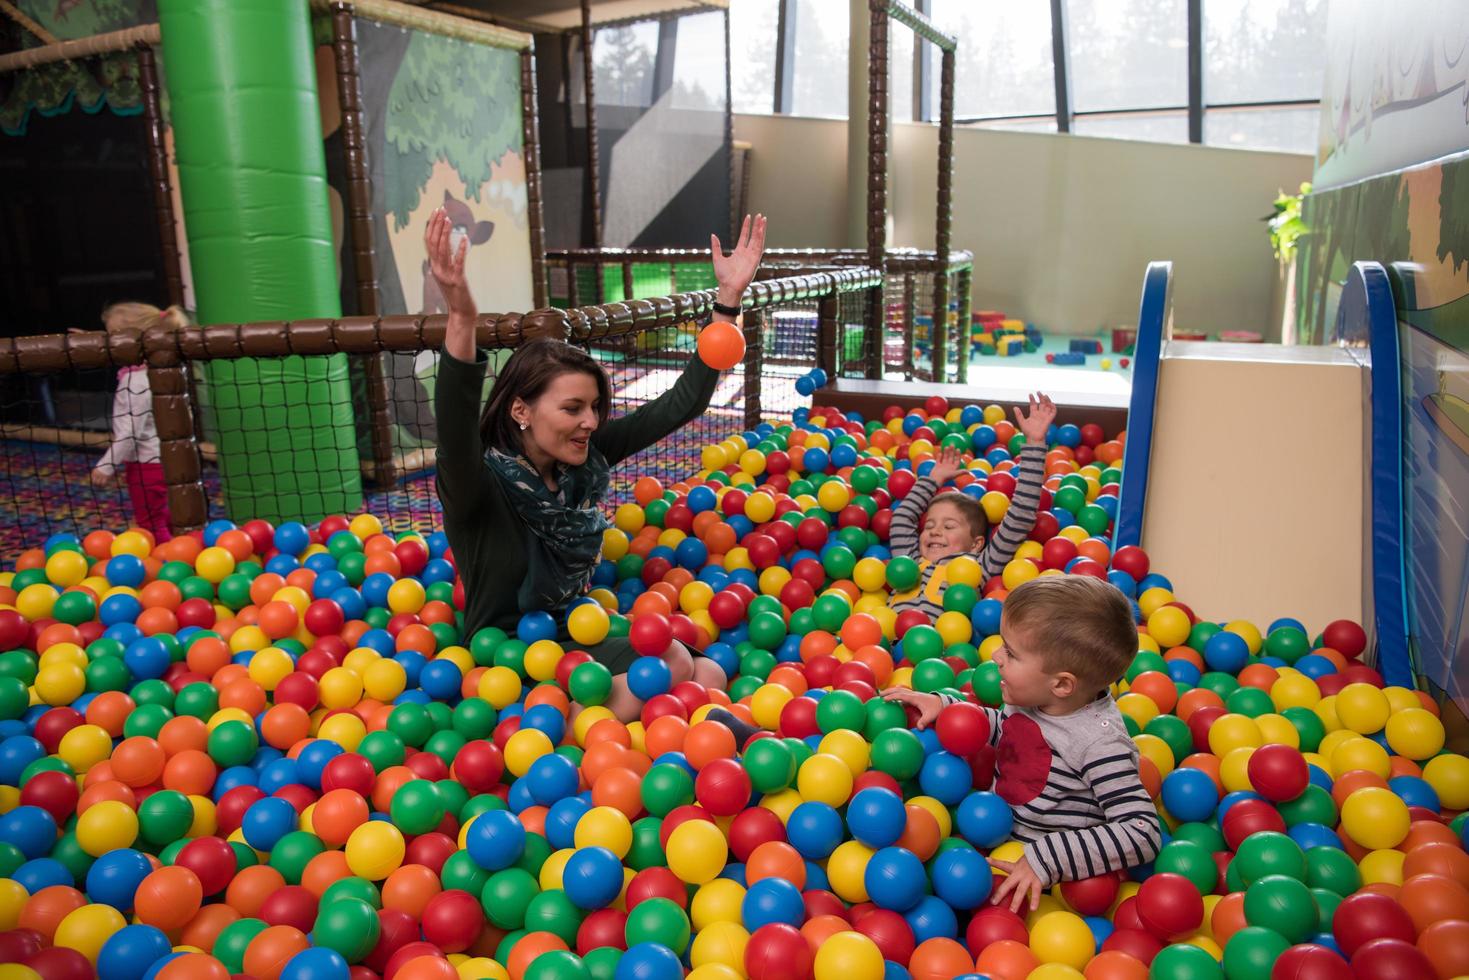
[{"xmin": 698, "ymin": 320, "xmax": 745, "ymax": 370}]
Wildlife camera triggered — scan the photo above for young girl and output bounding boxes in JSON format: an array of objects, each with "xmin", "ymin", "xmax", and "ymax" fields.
[
  {"xmin": 888, "ymin": 393, "xmax": 1056, "ymax": 616},
  {"xmin": 90, "ymin": 302, "xmax": 189, "ymax": 542},
  {"xmin": 426, "ymin": 208, "xmax": 768, "ymax": 722}
]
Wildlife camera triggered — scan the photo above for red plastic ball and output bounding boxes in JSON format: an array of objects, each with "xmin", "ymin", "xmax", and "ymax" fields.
[
  {"xmin": 803, "ymin": 890, "xmax": 847, "ymax": 922},
  {"xmin": 33, "ymin": 707, "xmax": 84, "ymax": 754},
  {"xmin": 934, "ymin": 701, "xmax": 990, "ymax": 756},
  {"xmin": 452, "ymin": 741, "xmax": 505, "ymax": 794},
  {"xmin": 364, "ymin": 909, "xmax": 421, "ymax": 973},
  {"xmin": 215, "ymin": 786, "xmax": 266, "ymax": 835},
  {"xmin": 629, "ymin": 613, "xmax": 674, "ymax": 657},
  {"xmin": 1060, "ymin": 872, "xmax": 1120, "ymax": 916},
  {"xmin": 1322, "ymin": 620, "xmax": 1367, "ymax": 659},
  {"xmin": 1135, "ymin": 872, "xmax": 1203, "ymax": 940},
  {"xmin": 696, "ymin": 757, "xmax": 753, "ymax": 816},
  {"xmin": 626, "ymin": 867, "xmax": 688, "ymax": 910},
  {"xmin": 404, "ymin": 832, "xmax": 456, "ymax": 875},
  {"xmin": 321, "ymin": 753, "xmax": 377, "ymax": 796},
  {"xmin": 1248, "ymin": 744, "xmax": 1309, "ymax": 802},
  {"xmin": 175, "ymin": 836, "xmax": 238, "ymax": 895},
  {"xmin": 1222, "ymin": 798, "xmax": 1287, "ymax": 850},
  {"xmin": 1111, "ymin": 546, "xmax": 1150, "ymax": 581},
  {"xmin": 966, "ymin": 905, "xmax": 1029, "ymax": 949},
  {"xmin": 19, "ymin": 769, "xmax": 79, "ymax": 824},
  {"xmin": 304, "ymin": 599, "xmax": 345, "ymax": 637},
  {"xmin": 1271, "ymin": 944, "xmax": 1353, "ymax": 980},
  {"xmin": 24, "ymin": 945, "xmax": 94, "ymax": 980},
  {"xmin": 728, "ymin": 806, "xmax": 787, "ymax": 862},
  {"xmin": 260, "ymin": 885, "xmax": 319, "ymax": 932},
  {"xmin": 1101, "ymin": 928, "xmax": 1163, "ymax": 966},
  {"xmin": 1350, "ymin": 938, "xmax": 1434, "ymax": 980},
  {"xmin": 1332, "ymin": 892, "xmax": 1415, "ymax": 955},
  {"xmin": 854, "ymin": 907, "xmax": 916, "ymax": 965},
  {"xmin": 577, "ymin": 908, "xmax": 629, "ymax": 955},
  {"xmin": 746, "ymin": 922, "xmax": 813, "ymax": 980},
  {"xmin": 420, "ymin": 889, "xmax": 483, "ymax": 953},
  {"xmin": 777, "ymin": 696, "xmax": 820, "ymax": 739}
]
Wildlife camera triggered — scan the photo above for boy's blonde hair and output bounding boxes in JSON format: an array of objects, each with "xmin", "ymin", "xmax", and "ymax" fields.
[
  {"xmin": 1002, "ymin": 575, "xmax": 1137, "ymax": 686},
  {"xmin": 102, "ymin": 302, "xmax": 189, "ymax": 334}
]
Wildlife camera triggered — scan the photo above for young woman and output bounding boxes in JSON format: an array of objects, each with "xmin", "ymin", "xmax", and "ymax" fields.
[{"xmin": 426, "ymin": 210, "xmax": 767, "ymax": 720}]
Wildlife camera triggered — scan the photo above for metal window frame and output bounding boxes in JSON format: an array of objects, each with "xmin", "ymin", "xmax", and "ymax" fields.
[{"xmin": 772, "ymin": 0, "xmax": 796, "ymax": 114}]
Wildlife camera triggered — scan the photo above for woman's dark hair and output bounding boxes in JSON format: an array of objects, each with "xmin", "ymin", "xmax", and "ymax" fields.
[{"xmin": 478, "ymin": 338, "xmax": 612, "ymax": 452}]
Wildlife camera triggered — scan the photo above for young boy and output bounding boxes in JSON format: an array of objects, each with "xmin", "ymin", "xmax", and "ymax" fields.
[
  {"xmin": 888, "ymin": 393, "xmax": 1056, "ymax": 618},
  {"xmin": 884, "ymin": 575, "xmax": 1162, "ymax": 912}
]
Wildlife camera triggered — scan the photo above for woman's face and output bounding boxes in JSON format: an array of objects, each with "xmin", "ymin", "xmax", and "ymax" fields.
[{"xmin": 515, "ymin": 370, "xmax": 601, "ymax": 466}]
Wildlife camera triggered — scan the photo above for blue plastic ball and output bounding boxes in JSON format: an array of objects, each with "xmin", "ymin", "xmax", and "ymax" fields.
[
  {"xmin": 1203, "ymin": 631, "xmax": 1250, "ymax": 673},
  {"xmin": 279, "ymin": 946, "xmax": 350, "ymax": 980},
  {"xmin": 616, "ymin": 942, "xmax": 683, "ymax": 980},
  {"xmin": 86, "ymin": 848, "xmax": 154, "ymax": 911},
  {"xmin": 846, "ymin": 788, "xmax": 907, "ymax": 849},
  {"xmin": 902, "ymin": 893, "xmax": 958, "ymax": 942},
  {"xmin": 865, "ymin": 846, "xmax": 927, "ymax": 912},
  {"xmin": 465, "ymin": 809, "xmax": 526, "ymax": 870},
  {"xmin": 742, "ymin": 876, "xmax": 805, "ymax": 929},
  {"xmin": 1160, "ymin": 767, "xmax": 1219, "ymax": 823},
  {"xmin": 240, "ymin": 796, "xmax": 297, "ymax": 851},
  {"xmin": 786, "ymin": 801, "xmax": 844, "ymax": 859},
  {"xmin": 517, "ymin": 610, "xmax": 558, "ymax": 644},
  {"xmin": 0, "ymin": 805, "xmax": 58, "ymax": 860},
  {"xmin": 930, "ymin": 847, "xmax": 993, "ymax": 909},
  {"xmin": 526, "ymin": 753, "xmax": 581, "ymax": 806},
  {"xmin": 98, "ymin": 924, "xmax": 173, "ymax": 980},
  {"xmin": 918, "ymin": 751, "xmax": 971, "ymax": 806},
  {"xmin": 955, "ymin": 791, "xmax": 1014, "ymax": 848},
  {"xmin": 627, "ymin": 656, "xmax": 673, "ymax": 701},
  {"xmin": 563, "ymin": 845, "xmax": 625, "ymax": 909}
]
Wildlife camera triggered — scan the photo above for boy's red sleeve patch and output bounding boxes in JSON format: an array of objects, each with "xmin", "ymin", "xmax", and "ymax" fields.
[{"xmin": 994, "ymin": 713, "xmax": 1052, "ymax": 806}]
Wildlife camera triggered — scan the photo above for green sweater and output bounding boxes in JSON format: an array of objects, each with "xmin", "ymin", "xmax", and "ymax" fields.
[{"xmin": 436, "ymin": 348, "xmax": 721, "ymax": 637}]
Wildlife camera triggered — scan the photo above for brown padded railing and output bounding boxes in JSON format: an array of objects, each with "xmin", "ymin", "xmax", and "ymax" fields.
[{"xmin": 0, "ymin": 267, "xmax": 881, "ymax": 536}]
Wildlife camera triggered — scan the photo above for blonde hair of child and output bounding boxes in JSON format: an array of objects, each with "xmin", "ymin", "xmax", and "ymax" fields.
[
  {"xmin": 1002, "ymin": 575, "xmax": 1138, "ymax": 688},
  {"xmin": 101, "ymin": 302, "xmax": 189, "ymax": 334}
]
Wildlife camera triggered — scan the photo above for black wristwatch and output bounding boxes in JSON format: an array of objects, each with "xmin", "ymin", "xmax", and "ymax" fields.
[{"xmin": 712, "ymin": 300, "xmax": 742, "ymax": 318}]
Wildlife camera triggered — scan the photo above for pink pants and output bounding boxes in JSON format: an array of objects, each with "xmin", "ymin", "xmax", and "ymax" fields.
[{"xmin": 124, "ymin": 462, "xmax": 172, "ymax": 542}]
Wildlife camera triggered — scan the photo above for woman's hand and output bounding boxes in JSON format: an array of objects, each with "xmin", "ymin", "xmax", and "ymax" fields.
[
  {"xmin": 711, "ymin": 214, "xmax": 768, "ymax": 311},
  {"xmin": 90, "ymin": 467, "xmax": 115, "ymax": 488},
  {"xmin": 927, "ymin": 445, "xmax": 967, "ymax": 486},
  {"xmin": 1014, "ymin": 392, "xmax": 1057, "ymax": 447},
  {"xmin": 425, "ymin": 207, "xmax": 476, "ymax": 318}
]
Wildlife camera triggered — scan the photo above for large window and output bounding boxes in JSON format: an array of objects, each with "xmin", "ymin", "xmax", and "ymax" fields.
[{"xmin": 730, "ymin": 0, "xmax": 1326, "ymax": 152}]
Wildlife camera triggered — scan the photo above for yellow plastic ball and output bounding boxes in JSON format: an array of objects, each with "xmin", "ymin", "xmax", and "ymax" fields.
[
  {"xmin": 317, "ymin": 712, "xmax": 367, "ymax": 752},
  {"xmin": 1255, "ymin": 714, "xmax": 1301, "ymax": 749},
  {"xmin": 826, "ymin": 840, "xmax": 875, "ymax": 903},
  {"xmin": 1314, "ymin": 696, "xmax": 1343, "ymax": 733},
  {"xmin": 813, "ymin": 931, "xmax": 884, "ymax": 980},
  {"xmin": 1383, "ymin": 707, "xmax": 1445, "ymax": 761},
  {"xmin": 1330, "ymin": 735, "xmax": 1389, "ymax": 779},
  {"xmin": 691, "ymin": 879, "xmax": 747, "ymax": 930},
  {"xmin": 817, "ymin": 481, "xmax": 851, "ymax": 513},
  {"xmin": 1028, "ymin": 911, "xmax": 1095, "ymax": 971},
  {"xmin": 537, "ymin": 848, "xmax": 572, "ymax": 892},
  {"xmin": 575, "ymin": 805, "xmax": 633, "ymax": 858},
  {"xmin": 702, "ymin": 444, "xmax": 729, "ymax": 471},
  {"xmin": 819, "ymin": 730, "xmax": 871, "ymax": 776},
  {"xmin": 75, "ymin": 799, "xmax": 138, "ymax": 856},
  {"xmin": 759, "ymin": 788, "xmax": 802, "ymax": 824},
  {"xmin": 1117, "ymin": 693, "xmax": 1160, "ymax": 731},
  {"xmin": 945, "ymin": 555, "xmax": 982, "ymax": 588},
  {"xmin": 1207, "ymin": 714, "xmax": 1263, "ymax": 756},
  {"xmin": 1358, "ymin": 848, "xmax": 1406, "ymax": 886},
  {"xmin": 1340, "ymin": 786, "xmax": 1410, "ymax": 850},
  {"xmin": 348, "ymin": 513, "xmax": 384, "ymax": 539},
  {"xmin": 1001, "ymin": 558, "xmax": 1038, "ymax": 591},
  {"xmin": 1219, "ymin": 747, "xmax": 1256, "ymax": 794},
  {"xmin": 1147, "ymin": 606, "xmax": 1191, "ymax": 648},
  {"xmin": 744, "ymin": 491, "xmax": 777, "ymax": 524},
  {"xmin": 478, "ymin": 666, "xmax": 523, "ymax": 709},
  {"xmin": 691, "ymin": 920, "xmax": 751, "ymax": 972},
  {"xmin": 852, "ymin": 557, "xmax": 887, "ymax": 593},
  {"xmin": 110, "ymin": 531, "xmax": 152, "ymax": 558},
  {"xmin": 44, "ymin": 551, "xmax": 88, "ymax": 589},
  {"xmin": 1423, "ymin": 753, "xmax": 1469, "ymax": 810},
  {"xmin": 248, "ymin": 647, "xmax": 295, "ymax": 691},
  {"xmin": 614, "ymin": 503, "xmax": 646, "ymax": 534},
  {"xmin": 457, "ymin": 959, "xmax": 509, "ymax": 980},
  {"xmin": 362, "ymin": 658, "xmax": 408, "ymax": 701},
  {"xmin": 1224, "ymin": 620, "xmax": 1263, "ymax": 654},
  {"xmin": 229, "ymin": 625, "xmax": 270, "ymax": 655},
  {"xmin": 981, "ymin": 491, "xmax": 1012, "ymax": 525},
  {"xmin": 504, "ymin": 728, "xmax": 554, "ymax": 777},
  {"xmin": 57, "ymin": 723, "xmax": 111, "ymax": 773},
  {"xmin": 345, "ymin": 820, "xmax": 405, "ymax": 880},
  {"xmin": 1029, "ymin": 966, "xmax": 1086, "ymax": 980},
  {"xmin": 523, "ymin": 640, "xmax": 564, "ymax": 683},
  {"xmin": 601, "ymin": 529, "xmax": 630, "ymax": 561},
  {"xmin": 386, "ymin": 579, "xmax": 426, "ymax": 615},
  {"xmin": 1335, "ymin": 683, "xmax": 1390, "ymax": 734},
  {"xmin": 797, "ymin": 753, "xmax": 855, "ymax": 808},
  {"xmin": 34, "ymin": 662, "xmax": 86, "ymax": 706},
  {"xmin": 1270, "ymin": 674, "xmax": 1321, "ymax": 711},
  {"xmin": 318, "ymin": 666, "xmax": 364, "ymax": 710},
  {"xmin": 934, "ymin": 611, "xmax": 973, "ymax": 647},
  {"xmin": 1134, "ymin": 733, "xmax": 1175, "ymax": 777},
  {"xmin": 342, "ymin": 647, "xmax": 381, "ymax": 675},
  {"xmin": 15, "ymin": 583, "xmax": 58, "ymax": 621},
  {"xmin": 751, "ymin": 684, "xmax": 794, "ymax": 731},
  {"xmin": 666, "ymin": 818, "xmax": 728, "ymax": 885},
  {"xmin": 0, "ymin": 878, "xmax": 27, "ymax": 931},
  {"xmin": 759, "ymin": 567, "xmax": 791, "ymax": 598},
  {"xmin": 679, "ymin": 582, "xmax": 715, "ymax": 615},
  {"xmin": 907, "ymin": 795, "xmax": 953, "ymax": 838},
  {"xmin": 53, "ymin": 903, "xmax": 126, "ymax": 964},
  {"xmin": 1137, "ymin": 588, "xmax": 1175, "ymax": 619}
]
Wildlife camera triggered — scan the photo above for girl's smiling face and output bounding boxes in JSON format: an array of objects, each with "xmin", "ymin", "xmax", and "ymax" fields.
[{"xmin": 920, "ymin": 499, "xmax": 983, "ymax": 561}]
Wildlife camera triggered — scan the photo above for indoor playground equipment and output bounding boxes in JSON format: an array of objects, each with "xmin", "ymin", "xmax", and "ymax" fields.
[{"xmin": 0, "ymin": 2, "xmax": 1468, "ymax": 980}]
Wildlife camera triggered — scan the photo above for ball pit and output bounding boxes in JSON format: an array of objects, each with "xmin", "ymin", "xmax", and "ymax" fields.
[{"xmin": 0, "ymin": 403, "xmax": 1465, "ymax": 980}]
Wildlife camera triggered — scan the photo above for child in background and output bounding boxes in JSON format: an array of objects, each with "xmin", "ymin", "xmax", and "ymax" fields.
[
  {"xmin": 882, "ymin": 575, "xmax": 1162, "ymax": 911},
  {"xmin": 90, "ymin": 302, "xmax": 188, "ymax": 542},
  {"xmin": 888, "ymin": 393, "xmax": 1056, "ymax": 617}
]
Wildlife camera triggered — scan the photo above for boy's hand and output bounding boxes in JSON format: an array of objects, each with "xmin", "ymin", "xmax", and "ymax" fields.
[
  {"xmin": 425, "ymin": 207, "xmax": 476, "ymax": 317},
  {"xmin": 880, "ymin": 687, "xmax": 944, "ymax": 730},
  {"xmin": 711, "ymin": 214, "xmax": 767, "ymax": 308},
  {"xmin": 927, "ymin": 445, "xmax": 966, "ymax": 486},
  {"xmin": 89, "ymin": 468, "xmax": 115, "ymax": 488},
  {"xmin": 1014, "ymin": 392, "xmax": 1057, "ymax": 446},
  {"xmin": 988, "ymin": 854, "xmax": 1044, "ymax": 912}
]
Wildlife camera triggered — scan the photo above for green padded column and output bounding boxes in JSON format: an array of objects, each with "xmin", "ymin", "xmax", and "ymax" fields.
[{"xmin": 159, "ymin": 0, "xmax": 363, "ymax": 524}]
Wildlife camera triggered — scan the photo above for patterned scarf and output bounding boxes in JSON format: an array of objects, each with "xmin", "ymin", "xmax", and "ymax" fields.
[{"xmin": 484, "ymin": 445, "xmax": 611, "ymax": 613}]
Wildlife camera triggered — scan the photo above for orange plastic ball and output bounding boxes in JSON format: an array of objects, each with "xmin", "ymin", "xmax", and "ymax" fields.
[
  {"xmin": 155, "ymin": 953, "xmax": 232, "ymax": 980},
  {"xmin": 1084, "ymin": 950, "xmax": 1150, "ymax": 980},
  {"xmin": 395, "ymin": 957, "xmax": 460, "ymax": 980},
  {"xmin": 19, "ymin": 886, "xmax": 88, "ymax": 943},
  {"xmin": 242, "ymin": 924, "xmax": 309, "ymax": 980},
  {"xmin": 972, "ymin": 939, "xmax": 1036, "ymax": 980},
  {"xmin": 313, "ymin": 788, "xmax": 370, "ymax": 847},
  {"xmin": 134, "ymin": 865, "xmax": 203, "ymax": 931},
  {"xmin": 260, "ymin": 703, "xmax": 311, "ymax": 750},
  {"xmin": 84, "ymin": 691, "xmax": 136, "ymax": 738},
  {"xmin": 226, "ymin": 865, "xmax": 287, "ymax": 917},
  {"xmin": 1399, "ymin": 873, "xmax": 1469, "ymax": 934},
  {"xmin": 591, "ymin": 767, "xmax": 644, "ymax": 819},
  {"xmin": 506, "ymin": 932, "xmax": 570, "ymax": 980},
  {"xmin": 157, "ymin": 716, "xmax": 209, "ymax": 756},
  {"xmin": 162, "ymin": 749, "xmax": 217, "ymax": 796},
  {"xmin": 301, "ymin": 851, "xmax": 354, "ymax": 898},
  {"xmin": 747, "ymin": 842, "xmax": 805, "ymax": 888},
  {"xmin": 913, "ymin": 937, "xmax": 979, "ymax": 980},
  {"xmin": 684, "ymin": 721, "xmax": 736, "ymax": 769},
  {"xmin": 383, "ymin": 864, "xmax": 443, "ymax": 919},
  {"xmin": 697, "ymin": 320, "xmax": 746, "ymax": 370},
  {"xmin": 110, "ymin": 736, "xmax": 166, "ymax": 788},
  {"xmin": 179, "ymin": 903, "xmax": 240, "ymax": 952},
  {"xmin": 1403, "ymin": 843, "xmax": 1469, "ymax": 889},
  {"xmin": 1418, "ymin": 919, "xmax": 1469, "ymax": 980}
]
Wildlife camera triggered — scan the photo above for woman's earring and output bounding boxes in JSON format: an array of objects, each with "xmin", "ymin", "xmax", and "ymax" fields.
[{"xmin": 519, "ymin": 422, "xmax": 528, "ymax": 431}]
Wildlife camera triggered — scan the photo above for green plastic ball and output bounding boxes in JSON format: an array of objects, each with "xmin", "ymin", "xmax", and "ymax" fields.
[
  {"xmin": 137, "ymin": 789, "xmax": 194, "ymax": 846},
  {"xmin": 1154, "ymin": 840, "xmax": 1218, "ymax": 894},
  {"xmin": 207, "ymin": 719, "xmax": 258, "ymax": 767},
  {"xmin": 269, "ymin": 831, "xmax": 325, "ymax": 884},
  {"xmin": 569, "ymin": 662, "xmax": 613, "ymax": 706},
  {"xmin": 641, "ymin": 763, "xmax": 695, "ymax": 816},
  {"xmin": 1150, "ymin": 943, "xmax": 1223, "ymax": 980},
  {"xmin": 742, "ymin": 738, "xmax": 796, "ymax": 794},
  {"xmin": 624, "ymin": 896, "xmax": 690, "ymax": 954},
  {"xmin": 481, "ymin": 868, "xmax": 540, "ymax": 930},
  {"xmin": 869, "ymin": 728, "xmax": 925, "ymax": 781},
  {"xmin": 902, "ymin": 625, "xmax": 944, "ymax": 662},
  {"xmin": 815, "ymin": 689, "xmax": 865, "ymax": 734},
  {"xmin": 213, "ymin": 919, "xmax": 268, "ymax": 974},
  {"xmin": 1221, "ymin": 926, "xmax": 1291, "ymax": 980},
  {"xmin": 312, "ymin": 897, "xmax": 381, "ymax": 961},
  {"xmin": 1242, "ymin": 874, "xmax": 1318, "ymax": 943},
  {"xmin": 524, "ymin": 888, "xmax": 583, "ymax": 946},
  {"xmin": 1233, "ymin": 831, "xmax": 1306, "ymax": 885},
  {"xmin": 886, "ymin": 556, "xmax": 920, "ymax": 591},
  {"xmin": 390, "ymin": 779, "xmax": 445, "ymax": 836},
  {"xmin": 1303, "ymin": 845, "xmax": 1361, "ymax": 897}
]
